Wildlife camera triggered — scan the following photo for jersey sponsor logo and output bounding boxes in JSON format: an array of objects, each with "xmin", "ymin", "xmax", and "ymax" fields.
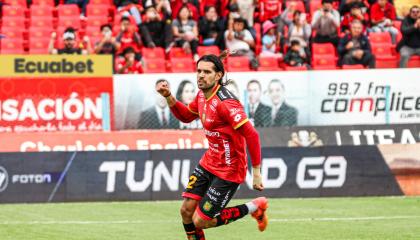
[
  {"xmin": 203, "ymin": 201, "xmax": 213, "ymax": 212},
  {"xmin": 204, "ymin": 129, "xmax": 220, "ymax": 137},
  {"xmin": 0, "ymin": 166, "xmax": 9, "ymax": 192},
  {"xmin": 222, "ymin": 140, "xmax": 231, "ymax": 165},
  {"xmin": 234, "ymin": 114, "xmax": 242, "ymax": 122},
  {"xmin": 217, "ymin": 87, "xmax": 237, "ymax": 101}
]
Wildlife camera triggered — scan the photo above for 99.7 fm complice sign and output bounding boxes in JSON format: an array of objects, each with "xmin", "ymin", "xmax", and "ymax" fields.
[{"xmin": 0, "ymin": 146, "xmax": 403, "ymax": 203}]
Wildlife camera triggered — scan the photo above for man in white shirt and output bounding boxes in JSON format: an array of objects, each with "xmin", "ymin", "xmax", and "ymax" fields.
[
  {"xmin": 311, "ymin": 0, "xmax": 341, "ymax": 46},
  {"xmin": 224, "ymin": 17, "xmax": 259, "ymax": 69}
]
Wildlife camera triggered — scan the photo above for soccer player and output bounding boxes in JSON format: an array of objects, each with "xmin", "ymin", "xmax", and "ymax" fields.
[{"xmin": 156, "ymin": 51, "xmax": 268, "ymax": 240}]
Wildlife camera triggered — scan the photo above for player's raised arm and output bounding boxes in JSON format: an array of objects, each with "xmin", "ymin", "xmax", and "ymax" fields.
[{"xmin": 156, "ymin": 80, "xmax": 199, "ymax": 123}]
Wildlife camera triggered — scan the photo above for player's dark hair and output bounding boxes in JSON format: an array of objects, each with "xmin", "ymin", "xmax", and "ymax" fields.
[{"xmin": 196, "ymin": 50, "xmax": 231, "ymax": 86}]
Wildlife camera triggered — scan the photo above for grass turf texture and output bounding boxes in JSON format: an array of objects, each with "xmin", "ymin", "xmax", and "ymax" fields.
[{"xmin": 0, "ymin": 197, "xmax": 419, "ymax": 240}]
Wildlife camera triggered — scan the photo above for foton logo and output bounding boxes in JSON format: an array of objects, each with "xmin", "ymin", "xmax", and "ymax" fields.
[{"xmin": 0, "ymin": 166, "xmax": 9, "ymax": 192}]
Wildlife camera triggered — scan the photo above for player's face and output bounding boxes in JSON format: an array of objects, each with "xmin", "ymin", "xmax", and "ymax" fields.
[
  {"xmin": 197, "ymin": 61, "xmax": 221, "ymax": 90},
  {"xmin": 181, "ymin": 82, "xmax": 196, "ymax": 104},
  {"xmin": 269, "ymin": 82, "xmax": 284, "ymax": 105},
  {"xmin": 247, "ymin": 82, "xmax": 261, "ymax": 104}
]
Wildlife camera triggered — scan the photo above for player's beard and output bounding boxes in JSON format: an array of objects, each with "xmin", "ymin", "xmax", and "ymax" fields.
[{"xmin": 197, "ymin": 78, "xmax": 217, "ymax": 91}]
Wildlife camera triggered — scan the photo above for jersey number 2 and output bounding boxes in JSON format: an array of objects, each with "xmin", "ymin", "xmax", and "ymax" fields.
[{"xmin": 187, "ymin": 176, "xmax": 198, "ymax": 189}]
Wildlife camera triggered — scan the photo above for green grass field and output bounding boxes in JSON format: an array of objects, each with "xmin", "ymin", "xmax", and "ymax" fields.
[{"xmin": 0, "ymin": 197, "xmax": 419, "ymax": 240}]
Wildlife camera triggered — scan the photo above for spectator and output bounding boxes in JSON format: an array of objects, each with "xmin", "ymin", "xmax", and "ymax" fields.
[
  {"xmin": 260, "ymin": 20, "xmax": 283, "ymax": 58},
  {"xmin": 268, "ymin": 79, "xmax": 298, "ymax": 127},
  {"xmin": 138, "ymin": 79, "xmax": 179, "ymax": 129},
  {"xmin": 236, "ymin": 0, "xmax": 256, "ymax": 27},
  {"xmin": 115, "ymin": 47, "xmax": 144, "ymax": 73},
  {"xmin": 114, "ymin": 0, "xmax": 143, "ymax": 26},
  {"xmin": 340, "ymin": 0, "xmax": 368, "ymax": 15},
  {"xmin": 48, "ymin": 28, "xmax": 91, "ymax": 55},
  {"xmin": 284, "ymin": 40, "xmax": 310, "ymax": 68},
  {"xmin": 142, "ymin": 0, "xmax": 172, "ymax": 17},
  {"xmin": 95, "ymin": 24, "xmax": 120, "ymax": 56},
  {"xmin": 341, "ymin": 2, "xmax": 369, "ymax": 33},
  {"xmin": 172, "ymin": 0, "xmax": 200, "ymax": 21},
  {"xmin": 115, "ymin": 16, "xmax": 142, "ymax": 54},
  {"xmin": 312, "ymin": 0, "xmax": 341, "ymax": 46},
  {"xmin": 370, "ymin": 0, "xmax": 398, "ymax": 44},
  {"xmin": 398, "ymin": 6, "xmax": 420, "ymax": 68},
  {"xmin": 176, "ymin": 80, "xmax": 202, "ymax": 129},
  {"xmin": 139, "ymin": 6, "xmax": 174, "ymax": 50},
  {"xmin": 225, "ymin": 17, "xmax": 259, "ymax": 69},
  {"xmin": 198, "ymin": 6, "xmax": 225, "ymax": 47},
  {"xmin": 172, "ymin": 5, "xmax": 200, "ymax": 61},
  {"xmin": 281, "ymin": 5, "xmax": 312, "ymax": 50},
  {"xmin": 246, "ymin": 80, "xmax": 271, "ymax": 127},
  {"xmin": 338, "ymin": 19, "xmax": 376, "ymax": 68}
]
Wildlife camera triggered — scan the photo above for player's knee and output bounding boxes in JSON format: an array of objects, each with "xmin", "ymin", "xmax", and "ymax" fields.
[
  {"xmin": 192, "ymin": 215, "xmax": 207, "ymax": 229},
  {"xmin": 180, "ymin": 205, "xmax": 194, "ymax": 219}
]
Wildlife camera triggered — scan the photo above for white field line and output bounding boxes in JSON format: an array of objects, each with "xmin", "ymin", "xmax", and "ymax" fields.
[{"xmin": 0, "ymin": 216, "xmax": 418, "ymax": 225}]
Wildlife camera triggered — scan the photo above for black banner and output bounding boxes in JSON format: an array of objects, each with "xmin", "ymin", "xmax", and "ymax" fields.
[
  {"xmin": 0, "ymin": 147, "xmax": 402, "ymax": 203},
  {"xmin": 258, "ymin": 124, "xmax": 420, "ymax": 147}
]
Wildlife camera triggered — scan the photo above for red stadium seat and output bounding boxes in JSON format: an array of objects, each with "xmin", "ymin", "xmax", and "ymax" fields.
[
  {"xmin": 89, "ymin": 0, "xmax": 112, "ymax": 5},
  {"xmin": 170, "ymin": 58, "xmax": 195, "ymax": 72},
  {"xmin": 0, "ymin": 28, "xmax": 24, "ymax": 39},
  {"xmin": 30, "ymin": 5, "xmax": 54, "ymax": 18},
  {"xmin": 57, "ymin": 4, "xmax": 80, "ymax": 18},
  {"xmin": 58, "ymin": 18, "xmax": 81, "ymax": 29},
  {"xmin": 29, "ymin": 28, "xmax": 53, "ymax": 40},
  {"xmin": 227, "ymin": 56, "xmax": 251, "ymax": 71},
  {"xmin": 284, "ymin": 65, "xmax": 307, "ymax": 71},
  {"xmin": 342, "ymin": 64, "xmax": 365, "ymax": 69},
  {"xmin": 29, "ymin": 17, "xmax": 54, "ymax": 29},
  {"xmin": 169, "ymin": 47, "xmax": 193, "ymax": 59},
  {"xmin": 197, "ymin": 46, "xmax": 220, "ymax": 56},
  {"xmin": 2, "ymin": 5, "xmax": 26, "ymax": 18},
  {"xmin": 86, "ymin": 4, "xmax": 110, "ymax": 17},
  {"xmin": 312, "ymin": 56, "xmax": 337, "ymax": 70},
  {"xmin": 312, "ymin": 43, "xmax": 336, "ymax": 57},
  {"xmin": 4, "ymin": 0, "xmax": 27, "ymax": 7},
  {"xmin": 369, "ymin": 32, "xmax": 393, "ymax": 46},
  {"xmin": 143, "ymin": 58, "xmax": 168, "ymax": 73},
  {"xmin": 142, "ymin": 47, "xmax": 165, "ymax": 59},
  {"xmin": 408, "ymin": 56, "xmax": 420, "ymax": 68},
  {"xmin": 372, "ymin": 45, "xmax": 398, "ymax": 68},
  {"xmin": 1, "ymin": 39, "xmax": 24, "ymax": 54},
  {"xmin": 1, "ymin": 17, "xmax": 26, "ymax": 29},
  {"xmin": 86, "ymin": 16, "xmax": 109, "ymax": 27},
  {"xmin": 258, "ymin": 56, "xmax": 282, "ymax": 71},
  {"xmin": 310, "ymin": 0, "xmax": 322, "ymax": 15},
  {"xmin": 29, "ymin": 38, "xmax": 50, "ymax": 54},
  {"xmin": 32, "ymin": 0, "xmax": 55, "ymax": 5}
]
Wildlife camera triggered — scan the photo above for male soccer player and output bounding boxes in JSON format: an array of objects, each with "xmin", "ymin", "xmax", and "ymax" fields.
[{"xmin": 156, "ymin": 51, "xmax": 268, "ymax": 240}]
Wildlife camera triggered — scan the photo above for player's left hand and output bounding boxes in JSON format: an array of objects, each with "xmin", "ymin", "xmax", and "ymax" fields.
[{"xmin": 252, "ymin": 166, "xmax": 264, "ymax": 191}]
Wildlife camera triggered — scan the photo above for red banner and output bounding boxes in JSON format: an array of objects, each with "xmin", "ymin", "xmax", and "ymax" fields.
[
  {"xmin": 0, "ymin": 130, "xmax": 208, "ymax": 152},
  {"xmin": 0, "ymin": 77, "xmax": 113, "ymax": 133}
]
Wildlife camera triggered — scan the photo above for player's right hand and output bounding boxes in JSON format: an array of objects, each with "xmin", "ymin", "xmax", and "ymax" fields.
[
  {"xmin": 252, "ymin": 166, "xmax": 264, "ymax": 191},
  {"xmin": 156, "ymin": 80, "xmax": 171, "ymax": 97}
]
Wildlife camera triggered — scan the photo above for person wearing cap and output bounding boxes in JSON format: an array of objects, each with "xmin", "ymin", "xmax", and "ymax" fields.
[
  {"xmin": 341, "ymin": 2, "xmax": 369, "ymax": 33},
  {"xmin": 312, "ymin": 0, "xmax": 341, "ymax": 46},
  {"xmin": 48, "ymin": 27, "xmax": 91, "ymax": 55},
  {"xmin": 225, "ymin": 17, "xmax": 259, "ymax": 69},
  {"xmin": 115, "ymin": 46, "xmax": 144, "ymax": 73},
  {"xmin": 260, "ymin": 20, "xmax": 282, "ymax": 58}
]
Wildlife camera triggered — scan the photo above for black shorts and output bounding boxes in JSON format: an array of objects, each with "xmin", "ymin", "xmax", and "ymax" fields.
[{"xmin": 182, "ymin": 164, "xmax": 239, "ymax": 220}]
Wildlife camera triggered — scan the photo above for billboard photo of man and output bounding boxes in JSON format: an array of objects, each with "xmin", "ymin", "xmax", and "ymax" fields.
[
  {"xmin": 268, "ymin": 79, "xmax": 298, "ymax": 126},
  {"xmin": 246, "ymin": 80, "xmax": 272, "ymax": 127}
]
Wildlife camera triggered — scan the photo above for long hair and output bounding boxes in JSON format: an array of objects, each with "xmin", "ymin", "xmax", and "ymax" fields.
[
  {"xmin": 196, "ymin": 50, "xmax": 233, "ymax": 86},
  {"xmin": 176, "ymin": 80, "xmax": 194, "ymax": 104}
]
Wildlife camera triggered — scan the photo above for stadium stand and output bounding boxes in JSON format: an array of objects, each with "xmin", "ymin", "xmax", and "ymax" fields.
[{"xmin": 0, "ymin": 0, "xmax": 418, "ymax": 70}]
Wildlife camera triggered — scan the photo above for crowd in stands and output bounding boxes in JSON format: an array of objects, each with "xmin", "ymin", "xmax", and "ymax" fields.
[{"xmin": 0, "ymin": 0, "xmax": 419, "ymax": 72}]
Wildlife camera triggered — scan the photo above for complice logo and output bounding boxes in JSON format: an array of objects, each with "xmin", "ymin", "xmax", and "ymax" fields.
[{"xmin": 0, "ymin": 166, "xmax": 9, "ymax": 192}]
